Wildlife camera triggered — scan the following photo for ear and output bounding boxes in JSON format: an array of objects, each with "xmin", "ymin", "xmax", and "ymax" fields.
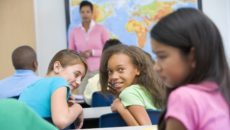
[
  {"xmin": 33, "ymin": 60, "xmax": 38, "ymax": 72},
  {"xmin": 53, "ymin": 61, "xmax": 63, "ymax": 74},
  {"xmin": 135, "ymin": 68, "xmax": 140, "ymax": 76},
  {"xmin": 188, "ymin": 47, "xmax": 196, "ymax": 68}
]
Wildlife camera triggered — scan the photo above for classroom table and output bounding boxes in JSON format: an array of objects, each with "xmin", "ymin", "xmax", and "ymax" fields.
[
  {"xmin": 83, "ymin": 106, "xmax": 112, "ymax": 119},
  {"xmin": 82, "ymin": 106, "xmax": 112, "ymax": 128},
  {"xmin": 81, "ymin": 125, "xmax": 158, "ymax": 130}
]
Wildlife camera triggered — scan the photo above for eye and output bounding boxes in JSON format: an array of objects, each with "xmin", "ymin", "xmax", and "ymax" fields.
[
  {"xmin": 74, "ymin": 72, "xmax": 81, "ymax": 78},
  {"xmin": 118, "ymin": 68, "xmax": 124, "ymax": 73},
  {"xmin": 157, "ymin": 54, "xmax": 167, "ymax": 60},
  {"xmin": 108, "ymin": 69, "xmax": 112, "ymax": 75}
]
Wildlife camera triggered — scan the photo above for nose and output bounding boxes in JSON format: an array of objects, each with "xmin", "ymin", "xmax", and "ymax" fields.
[
  {"xmin": 153, "ymin": 61, "xmax": 162, "ymax": 72},
  {"xmin": 109, "ymin": 72, "xmax": 119, "ymax": 83},
  {"xmin": 75, "ymin": 77, "xmax": 81, "ymax": 86}
]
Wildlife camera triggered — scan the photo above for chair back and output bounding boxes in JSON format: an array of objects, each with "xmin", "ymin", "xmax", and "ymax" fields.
[
  {"xmin": 99, "ymin": 109, "xmax": 161, "ymax": 128},
  {"xmin": 91, "ymin": 92, "xmax": 115, "ymax": 107},
  {"xmin": 9, "ymin": 95, "xmax": 19, "ymax": 99}
]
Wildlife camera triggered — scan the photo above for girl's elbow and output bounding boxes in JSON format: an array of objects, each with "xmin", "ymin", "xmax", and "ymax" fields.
[{"xmin": 53, "ymin": 117, "xmax": 69, "ymax": 129}]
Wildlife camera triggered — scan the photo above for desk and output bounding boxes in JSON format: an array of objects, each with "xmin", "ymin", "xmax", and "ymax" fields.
[
  {"xmin": 83, "ymin": 106, "xmax": 112, "ymax": 119},
  {"xmin": 82, "ymin": 125, "xmax": 157, "ymax": 130}
]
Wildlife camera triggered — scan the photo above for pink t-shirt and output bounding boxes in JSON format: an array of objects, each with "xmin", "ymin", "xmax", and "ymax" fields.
[
  {"xmin": 69, "ymin": 20, "xmax": 109, "ymax": 72},
  {"xmin": 165, "ymin": 81, "xmax": 230, "ymax": 130}
]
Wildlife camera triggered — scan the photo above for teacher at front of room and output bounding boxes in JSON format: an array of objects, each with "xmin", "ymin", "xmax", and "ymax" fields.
[{"xmin": 69, "ymin": 0, "xmax": 109, "ymax": 94}]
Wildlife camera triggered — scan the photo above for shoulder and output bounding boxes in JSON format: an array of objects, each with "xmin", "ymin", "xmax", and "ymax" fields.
[
  {"xmin": 166, "ymin": 85, "xmax": 199, "ymax": 130},
  {"xmin": 88, "ymin": 74, "xmax": 99, "ymax": 82},
  {"xmin": 50, "ymin": 77, "xmax": 69, "ymax": 87},
  {"xmin": 36, "ymin": 77, "xmax": 64, "ymax": 83},
  {"xmin": 95, "ymin": 23, "xmax": 104, "ymax": 27},
  {"xmin": 49, "ymin": 77, "xmax": 66, "ymax": 82},
  {"xmin": 169, "ymin": 82, "xmax": 217, "ymax": 100},
  {"xmin": 70, "ymin": 26, "xmax": 81, "ymax": 33},
  {"xmin": 121, "ymin": 84, "xmax": 142, "ymax": 93},
  {"xmin": 119, "ymin": 84, "xmax": 152, "ymax": 108},
  {"xmin": 119, "ymin": 84, "xmax": 146, "ymax": 98},
  {"xmin": 37, "ymin": 77, "xmax": 69, "ymax": 89},
  {"xmin": 94, "ymin": 24, "xmax": 107, "ymax": 30},
  {"xmin": 0, "ymin": 76, "xmax": 13, "ymax": 84},
  {"xmin": 168, "ymin": 84, "xmax": 198, "ymax": 105}
]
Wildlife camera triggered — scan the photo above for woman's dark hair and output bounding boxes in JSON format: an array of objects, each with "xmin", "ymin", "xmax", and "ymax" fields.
[
  {"xmin": 79, "ymin": 0, "xmax": 93, "ymax": 12},
  {"xmin": 100, "ymin": 44, "xmax": 165, "ymax": 109},
  {"xmin": 150, "ymin": 8, "xmax": 230, "ymax": 129}
]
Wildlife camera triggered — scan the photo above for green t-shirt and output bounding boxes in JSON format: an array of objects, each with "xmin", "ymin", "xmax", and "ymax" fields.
[
  {"xmin": 119, "ymin": 84, "xmax": 157, "ymax": 110},
  {"xmin": 0, "ymin": 99, "xmax": 57, "ymax": 130}
]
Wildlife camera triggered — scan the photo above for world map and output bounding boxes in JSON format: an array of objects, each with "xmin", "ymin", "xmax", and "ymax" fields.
[{"xmin": 67, "ymin": 0, "xmax": 199, "ymax": 57}]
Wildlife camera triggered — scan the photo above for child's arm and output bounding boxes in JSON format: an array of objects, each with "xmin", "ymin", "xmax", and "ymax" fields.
[
  {"xmin": 111, "ymin": 98, "xmax": 139, "ymax": 126},
  {"xmin": 51, "ymin": 87, "xmax": 83, "ymax": 129},
  {"xmin": 127, "ymin": 105, "xmax": 152, "ymax": 125}
]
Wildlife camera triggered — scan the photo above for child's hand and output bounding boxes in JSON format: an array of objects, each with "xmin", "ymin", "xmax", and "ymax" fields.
[
  {"xmin": 74, "ymin": 112, "xmax": 84, "ymax": 129},
  {"xmin": 80, "ymin": 50, "xmax": 92, "ymax": 58},
  {"xmin": 107, "ymin": 82, "xmax": 119, "ymax": 96},
  {"xmin": 68, "ymin": 96, "xmax": 77, "ymax": 106},
  {"xmin": 111, "ymin": 98, "xmax": 124, "ymax": 112}
]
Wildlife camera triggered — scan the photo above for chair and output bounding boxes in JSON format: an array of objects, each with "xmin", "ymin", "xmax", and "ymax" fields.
[
  {"xmin": 91, "ymin": 92, "xmax": 115, "ymax": 107},
  {"xmin": 99, "ymin": 110, "xmax": 161, "ymax": 128},
  {"xmin": 9, "ymin": 95, "xmax": 19, "ymax": 99}
]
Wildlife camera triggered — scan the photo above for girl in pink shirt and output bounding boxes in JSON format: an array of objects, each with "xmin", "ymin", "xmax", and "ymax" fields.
[{"xmin": 151, "ymin": 8, "xmax": 230, "ymax": 130}]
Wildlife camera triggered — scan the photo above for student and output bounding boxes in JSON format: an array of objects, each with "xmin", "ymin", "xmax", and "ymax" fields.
[
  {"xmin": 100, "ymin": 44, "xmax": 165, "ymax": 126},
  {"xmin": 69, "ymin": 0, "xmax": 109, "ymax": 94},
  {"xmin": 0, "ymin": 45, "xmax": 40, "ymax": 99},
  {"xmin": 83, "ymin": 39, "xmax": 122, "ymax": 105},
  {"xmin": 0, "ymin": 99, "xmax": 57, "ymax": 130},
  {"xmin": 150, "ymin": 8, "xmax": 230, "ymax": 130},
  {"xmin": 19, "ymin": 49, "xmax": 87, "ymax": 129}
]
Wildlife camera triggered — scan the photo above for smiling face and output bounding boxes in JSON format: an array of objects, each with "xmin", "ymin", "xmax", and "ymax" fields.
[
  {"xmin": 151, "ymin": 39, "xmax": 195, "ymax": 88},
  {"xmin": 107, "ymin": 53, "xmax": 140, "ymax": 93},
  {"xmin": 80, "ymin": 6, "xmax": 93, "ymax": 23},
  {"xmin": 55, "ymin": 62, "xmax": 86, "ymax": 90}
]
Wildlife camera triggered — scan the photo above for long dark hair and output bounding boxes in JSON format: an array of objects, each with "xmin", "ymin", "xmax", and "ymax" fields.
[
  {"xmin": 100, "ymin": 44, "xmax": 165, "ymax": 109},
  {"xmin": 150, "ymin": 8, "xmax": 230, "ymax": 129}
]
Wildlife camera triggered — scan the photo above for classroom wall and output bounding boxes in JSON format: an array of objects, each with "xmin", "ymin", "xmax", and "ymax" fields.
[
  {"xmin": 202, "ymin": 0, "xmax": 230, "ymax": 62},
  {"xmin": 0, "ymin": 0, "xmax": 36, "ymax": 79},
  {"xmin": 0, "ymin": 0, "xmax": 228, "ymax": 77},
  {"xmin": 33, "ymin": 0, "xmax": 67, "ymax": 76},
  {"xmin": 33, "ymin": 0, "xmax": 230, "ymax": 76}
]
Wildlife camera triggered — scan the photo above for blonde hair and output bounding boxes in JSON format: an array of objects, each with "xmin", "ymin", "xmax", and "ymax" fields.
[{"xmin": 47, "ymin": 49, "xmax": 87, "ymax": 74}]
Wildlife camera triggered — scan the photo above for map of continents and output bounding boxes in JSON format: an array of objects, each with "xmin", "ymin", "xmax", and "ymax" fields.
[{"xmin": 68, "ymin": 0, "xmax": 199, "ymax": 56}]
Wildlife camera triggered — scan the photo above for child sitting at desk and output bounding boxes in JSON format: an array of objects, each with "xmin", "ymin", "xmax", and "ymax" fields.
[
  {"xmin": 151, "ymin": 8, "xmax": 230, "ymax": 130},
  {"xmin": 83, "ymin": 39, "xmax": 122, "ymax": 106},
  {"xmin": 100, "ymin": 44, "xmax": 165, "ymax": 125},
  {"xmin": 19, "ymin": 49, "xmax": 87, "ymax": 129}
]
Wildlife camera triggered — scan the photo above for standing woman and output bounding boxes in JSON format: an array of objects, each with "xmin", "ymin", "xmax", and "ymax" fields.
[{"xmin": 69, "ymin": 0, "xmax": 109, "ymax": 94}]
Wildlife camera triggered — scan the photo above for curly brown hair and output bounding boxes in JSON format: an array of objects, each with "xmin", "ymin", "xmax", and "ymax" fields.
[{"xmin": 99, "ymin": 44, "xmax": 165, "ymax": 109}]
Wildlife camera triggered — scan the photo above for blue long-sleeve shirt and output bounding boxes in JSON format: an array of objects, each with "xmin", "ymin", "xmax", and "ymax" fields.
[{"xmin": 0, "ymin": 70, "xmax": 40, "ymax": 99}]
